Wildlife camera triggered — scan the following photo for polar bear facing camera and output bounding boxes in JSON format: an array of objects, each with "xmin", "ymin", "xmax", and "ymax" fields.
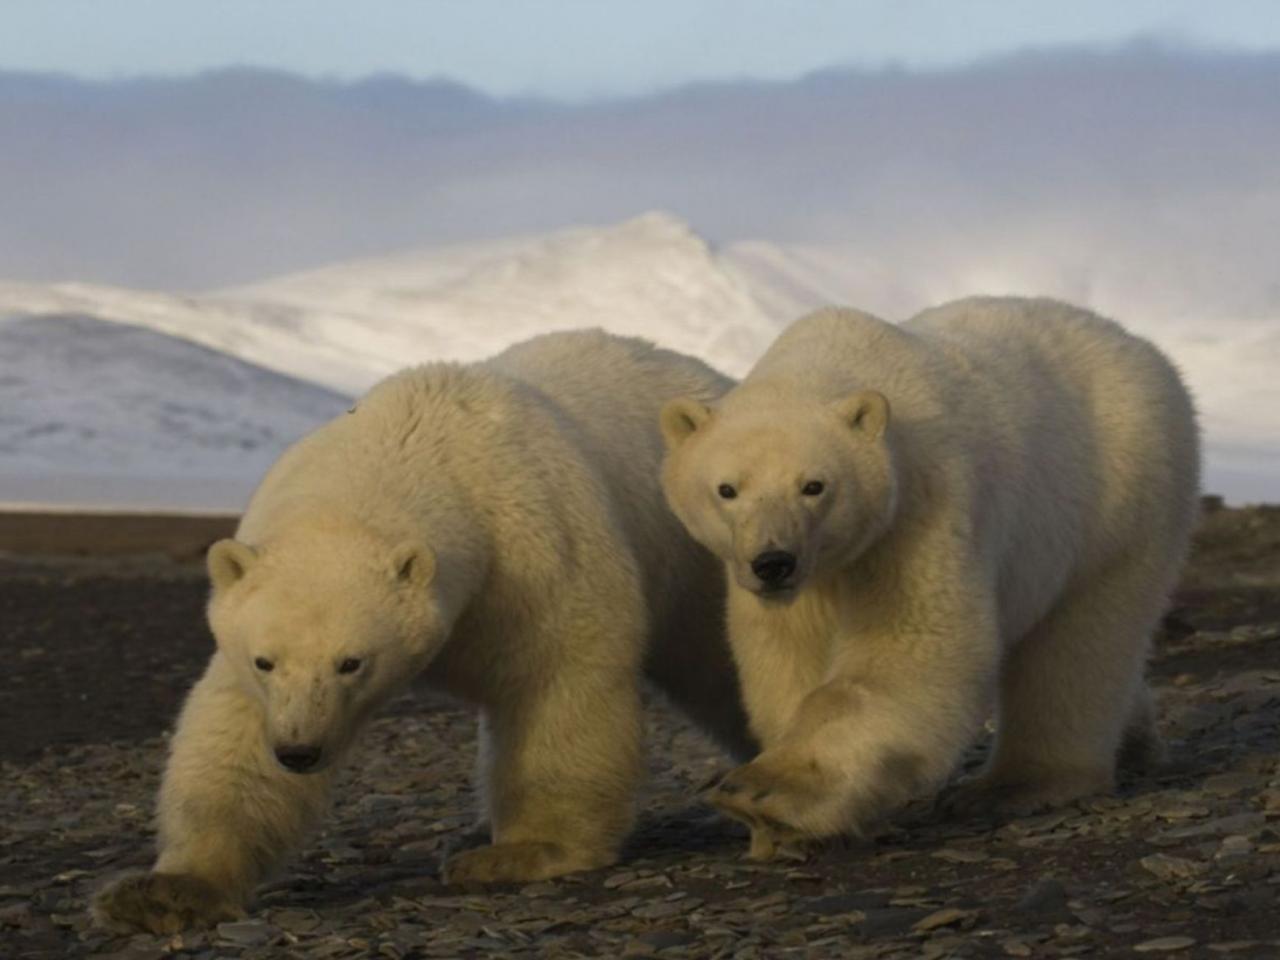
[
  {"xmin": 93, "ymin": 330, "xmax": 753, "ymax": 934},
  {"xmin": 660, "ymin": 297, "xmax": 1199, "ymax": 859}
]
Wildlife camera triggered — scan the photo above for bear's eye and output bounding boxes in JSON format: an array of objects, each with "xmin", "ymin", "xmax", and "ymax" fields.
[
  {"xmin": 802, "ymin": 480, "xmax": 825, "ymax": 497},
  {"xmin": 254, "ymin": 657, "xmax": 274, "ymax": 673},
  {"xmin": 717, "ymin": 483, "xmax": 738, "ymax": 500},
  {"xmin": 337, "ymin": 658, "xmax": 363, "ymax": 675}
]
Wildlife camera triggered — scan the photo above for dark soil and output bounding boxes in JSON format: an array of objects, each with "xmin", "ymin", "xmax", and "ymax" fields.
[
  {"xmin": 0, "ymin": 563, "xmax": 214, "ymax": 762},
  {"xmin": 1, "ymin": 504, "xmax": 1278, "ymax": 958}
]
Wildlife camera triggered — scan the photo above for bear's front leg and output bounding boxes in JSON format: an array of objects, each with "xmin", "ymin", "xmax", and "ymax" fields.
[
  {"xmin": 706, "ymin": 645, "xmax": 992, "ymax": 858},
  {"xmin": 92, "ymin": 655, "xmax": 337, "ymax": 934},
  {"xmin": 443, "ymin": 665, "xmax": 644, "ymax": 885}
]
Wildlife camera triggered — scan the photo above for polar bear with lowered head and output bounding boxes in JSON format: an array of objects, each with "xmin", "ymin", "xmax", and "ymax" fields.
[
  {"xmin": 93, "ymin": 330, "xmax": 754, "ymax": 934},
  {"xmin": 660, "ymin": 297, "xmax": 1199, "ymax": 859}
]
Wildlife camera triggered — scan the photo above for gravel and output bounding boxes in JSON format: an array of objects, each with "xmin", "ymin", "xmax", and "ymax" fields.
[{"xmin": 2, "ymin": 503, "xmax": 1279, "ymax": 958}]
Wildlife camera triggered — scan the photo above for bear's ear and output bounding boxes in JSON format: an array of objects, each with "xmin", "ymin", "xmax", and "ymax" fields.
[
  {"xmin": 207, "ymin": 539, "xmax": 258, "ymax": 592},
  {"xmin": 660, "ymin": 397, "xmax": 712, "ymax": 450},
  {"xmin": 390, "ymin": 542, "xmax": 437, "ymax": 587},
  {"xmin": 833, "ymin": 390, "xmax": 890, "ymax": 441}
]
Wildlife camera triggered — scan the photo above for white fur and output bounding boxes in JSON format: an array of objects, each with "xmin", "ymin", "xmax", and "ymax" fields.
[
  {"xmin": 93, "ymin": 330, "xmax": 752, "ymax": 933},
  {"xmin": 660, "ymin": 297, "xmax": 1199, "ymax": 857}
]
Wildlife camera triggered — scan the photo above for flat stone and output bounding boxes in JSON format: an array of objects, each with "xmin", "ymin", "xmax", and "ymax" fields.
[
  {"xmin": 619, "ymin": 875, "xmax": 674, "ymax": 892},
  {"xmin": 1203, "ymin": 772, "xmax": 1263, "ymax": 796},
  {"xmin": 630, "ymin": 899, "xmax": 698, "ymax": 920},
  {"xmin": 913, "ymin": 907, "xmax": 979, "ymax": 932},
  {"xmin": 95, "ymin": 949, "xmax": 167, "ymax": 960},
  {"xmin": 1153, "ymin": 804, "xmax": 1210, "ymax": 821},
  {"xmin": 1133, "ymin": 936, "xmax": 1197, "ymax": 953},
  {"xmin": 805, "ymin": 891, "xmax": 888, "ymax": 915},
  {"xmin": 1215, "ymin": 835, "xmax": 1253, "ymax": 860},
  {"xmin": 604, "ymin": 871, "xmax": 638, "ymax": 889},
  {"xmin": 216, "ymin": 919, "xmax": 277, "ymax": 947},
  {"xmin": 270, "ymin": 909, "xmax": 322, "ymax": 933},
  {"xmin": 639, "ymin": 930, "xmax": 696, "ymax": 950},
  {"xmin": 1009, "ymin": 812, "xmax": 1073, "ymax": 834},
  {"xmin": 1160, "ymin": 813, "xmax": 1266, "ymax": 841},
  {"xmin": 859, "ymin": 908, "xmax": 930, "ymax": 939},
  {"xmin": 519, "ymin": 882, "xmax": 558, "ymax": 897},
  {"xmin": 1139, "ymin": 853, "xmax": 1205, "ymax": 881},
  {"xmin": 931, "ymin": 848, "xmax": 989, "ymax": 864}
]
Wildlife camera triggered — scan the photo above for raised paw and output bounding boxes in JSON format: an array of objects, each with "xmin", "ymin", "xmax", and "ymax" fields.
[
  {"xmin": 701, "ymin": 758, "xmax": 828, "ymax": 860},
  {"xmin": 744, "ymin": 822, "xmax": 814, "ymax": 862},
  {"xmin": 91, "ymin": 871, "xmax": 243, "ymax": 935},
  {"xmin": 703, "ymin": 758, "xmax": 823, "ymax": 824},
  {"xmin": 442, "ymin": 841, "xmax": 613, "ymax": 886}
]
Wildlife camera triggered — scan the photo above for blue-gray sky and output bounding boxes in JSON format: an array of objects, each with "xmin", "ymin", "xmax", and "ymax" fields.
[{"xmin": 2, "ymin": 0, "xmax": 1279, "ymax": 98}]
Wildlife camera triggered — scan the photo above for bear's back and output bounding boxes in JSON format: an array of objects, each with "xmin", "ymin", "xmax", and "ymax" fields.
[
  {"xmin": 904, "ymin": 296, "xmax": 1198, "ymax": 491},
  {"xmin": 488, "ymin": 329, "xmax": 732, "ymax": 443},
  {"xmin": 905, "ymin": 297, "xmax": 1200, "ymax": 623},
  {"xmin": 486, "ymin": 329, "xmax": 733, "ymax": 588}
]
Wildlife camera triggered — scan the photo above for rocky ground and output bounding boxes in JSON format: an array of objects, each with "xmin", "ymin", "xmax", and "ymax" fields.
[{"xmin": 1, "ymin": 502, "xmax": 1278, "ymax": 959}]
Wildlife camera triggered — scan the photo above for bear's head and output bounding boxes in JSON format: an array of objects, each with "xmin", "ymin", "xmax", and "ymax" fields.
[
  {"xmin": 205, "ymin": 516, "xmax": 453, "ymax": 775},
  {"xmin": 660, "ymin": 389, "xmax": 897, "ymax": 599}
]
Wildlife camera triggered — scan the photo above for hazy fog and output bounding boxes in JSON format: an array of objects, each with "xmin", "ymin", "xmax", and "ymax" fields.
[{"xmin": 1, "ymin": 45, "xmax": 1276, "ymax": 321}]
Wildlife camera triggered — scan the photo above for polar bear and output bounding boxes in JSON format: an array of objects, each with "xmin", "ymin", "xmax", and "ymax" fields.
[
  {"xmin": 659, "ymin": 297, "xmax": 1199, "ymax": 859},
  {"xmin": 93, "ymin": 330, "xmax": 754, "ymax": 934}
]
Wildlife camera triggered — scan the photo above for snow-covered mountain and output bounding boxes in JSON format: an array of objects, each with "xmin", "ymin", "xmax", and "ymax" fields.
[
  {"xmin": 0, "ymin": 214, "xmax": 778, "ymax": 396},
  {"xmin": 225, "ymin": 212, "xmax": 779, "ymax": 384},
  {"xmin": 0, "ymin": 314, "xmax": 350, "ymax": 509},
  {"xmin": 0, "ymin": 214, "xmax": 784, "ymax": 509},
  {"xmin": 1, "ymin": 213, "xmax": 1276, "ymax": 508}
]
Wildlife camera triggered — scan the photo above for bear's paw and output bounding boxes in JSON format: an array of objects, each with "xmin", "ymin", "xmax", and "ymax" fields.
[
  {"xmin": 704, "ymin": 758, "xmax": 822, "ymax": 824},
  {"xmin": 91, "ymin": 871, "xmax": 243, "ymax": 935}
]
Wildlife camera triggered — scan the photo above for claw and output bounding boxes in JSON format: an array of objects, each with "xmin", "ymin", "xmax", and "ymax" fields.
[{"xmin": 696, "ymin": 768, "xmax": 730, "ymax": 793}]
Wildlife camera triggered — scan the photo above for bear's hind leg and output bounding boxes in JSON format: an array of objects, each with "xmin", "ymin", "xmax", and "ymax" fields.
[
  {"xmin": 443, "ymin": 663, "xmax": 644, "ymax": 885},
  {"xmin": 946, "ymin": 563, "xmax": 1170, "ymax": 819}
]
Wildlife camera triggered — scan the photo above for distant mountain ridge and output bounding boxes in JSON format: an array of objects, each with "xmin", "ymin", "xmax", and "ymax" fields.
[
  {"xmin": 2, "ymin": 213, "xmax": 1277, "ymax": 506},
  {"xmin": 0, "ymin": 214, "xmax": 783, "ymax": 392},
  {"xmin": 0, "ymin": 215, "xmax": 791, "ymax": 508},
  {"xmin": 0, "ymin": 312, "xmax": 350, "ymax": 509}
]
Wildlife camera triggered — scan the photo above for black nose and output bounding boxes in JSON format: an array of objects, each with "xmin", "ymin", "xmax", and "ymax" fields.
[
  {"xmin": 751, "ymin": 550, "xmax": 797, "ymax": 584},
  {"xmin": 275, "ymin": 745, "xmax": 322, "ymax": 772}
]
